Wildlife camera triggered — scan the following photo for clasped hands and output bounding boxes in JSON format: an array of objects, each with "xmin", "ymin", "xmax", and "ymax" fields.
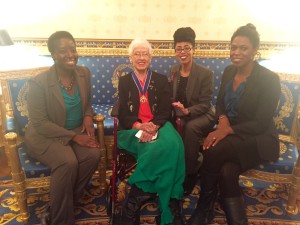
[
  {"xmin": 72, "ymin": 116, "xmax": 99, "ymax": 148},
  {"xmin": 135, "ymin": 122, "xmax": 158, "ymax": 143}
]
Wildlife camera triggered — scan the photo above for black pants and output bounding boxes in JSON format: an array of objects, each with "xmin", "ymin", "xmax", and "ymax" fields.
[{"xmin": 201, "ymin": 135, "xmax": 262, "ymax": 198}]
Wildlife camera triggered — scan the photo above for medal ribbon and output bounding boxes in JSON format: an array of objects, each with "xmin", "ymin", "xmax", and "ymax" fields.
[{"xmin": 132, "ymin": 69, "xmax": 152, "ymax": 96}]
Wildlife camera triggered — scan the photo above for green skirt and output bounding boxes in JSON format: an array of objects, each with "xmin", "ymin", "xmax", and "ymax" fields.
[{"xmin": 117, "ymin": 122, "xmax": 185, "ymax": 225}]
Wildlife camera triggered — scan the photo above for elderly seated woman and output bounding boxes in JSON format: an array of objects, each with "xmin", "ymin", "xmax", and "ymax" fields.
[{"xmin": 117, "ymin": 38, "xmax": 185, "ymax": 225}]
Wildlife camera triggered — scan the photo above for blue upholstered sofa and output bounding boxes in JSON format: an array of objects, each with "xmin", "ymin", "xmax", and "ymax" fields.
[{"xmin": 1, "ymin": 44, "xmax": 300, "ymax": 223}]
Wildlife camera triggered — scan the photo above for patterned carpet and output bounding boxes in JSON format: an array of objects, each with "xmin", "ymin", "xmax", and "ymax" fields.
[{"xmin": 0, "ymin": 172, "xmax": 300, "ymax": 225}]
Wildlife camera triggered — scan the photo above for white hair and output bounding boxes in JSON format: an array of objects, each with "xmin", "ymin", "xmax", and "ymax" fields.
[{"xmin": 128, "ymin": 38, "xmax": 153, "ymax": 56}]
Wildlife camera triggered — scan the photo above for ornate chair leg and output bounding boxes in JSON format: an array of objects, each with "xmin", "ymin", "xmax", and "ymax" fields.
[
  {"xmin": 94, "ymin": 114, "xmax": 108, "ymax": 192},
  {"xmin": 286, "ymin": 157, "xmax": 300, "ymax": 214},
  {"xmin": 5, "ymin": 132, "xmax": 29, "ymax": 223}
]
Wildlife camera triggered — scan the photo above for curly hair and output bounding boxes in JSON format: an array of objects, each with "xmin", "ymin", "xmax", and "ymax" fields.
[{"xmin": 173, "ymin": 27, "xmax": 196, "ymax": 48}]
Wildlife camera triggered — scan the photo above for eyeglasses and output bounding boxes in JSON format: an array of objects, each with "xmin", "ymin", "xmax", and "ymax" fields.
[
  {"xmin": 175, "ymin": 46, "xmax": 192, "ymax": 53},
  {"xmin": 132, "ymin": 52, "xmax": 150, "ymax": 58}
]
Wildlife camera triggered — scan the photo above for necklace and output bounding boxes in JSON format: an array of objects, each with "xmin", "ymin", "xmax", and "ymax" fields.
[{"xmin": 59, "ymin": 75, "xmax": 75, "ymax": 92}]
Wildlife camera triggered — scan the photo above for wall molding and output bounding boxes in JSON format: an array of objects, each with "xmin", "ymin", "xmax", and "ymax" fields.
[{"xmin": 13, "ymin": 38, "xmax": 300, "ymax": 59}]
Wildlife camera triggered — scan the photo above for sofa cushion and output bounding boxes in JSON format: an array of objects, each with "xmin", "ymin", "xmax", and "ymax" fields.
[
  {"xmin": 18, "ymin": 145, "xmax": 50, "ymax": 178},
  {"xmin": 252, "ymin": 140, "xmax": 299, "ymax": 174}
]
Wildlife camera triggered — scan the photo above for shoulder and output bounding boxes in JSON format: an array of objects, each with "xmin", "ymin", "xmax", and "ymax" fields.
[
  {"xmin": 30, "ymin": 67, "xmax": 52, "ymax": 84},
  {"xmin": 151, "ymin": 71, "xmax": 168, "ymax": 82},
  {"xmin": 119, "ymin": 72, "xmax": 133, "ymax": 86},
  {"xmin": 192, "ymin": 61, "xmax": 213, "ymax": 75},
  {"xmin": 256, "ymin": 63, "xmax": 279, "ymax": 80}
]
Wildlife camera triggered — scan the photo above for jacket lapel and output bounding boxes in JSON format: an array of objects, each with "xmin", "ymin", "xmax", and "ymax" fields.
[
  {"xmin": 171, "ymin": 65, "xmax": 180, "ymax": 100},
  {"xmin": 186, "ymin": 62, "xmax": 197, "ymax": 104}
]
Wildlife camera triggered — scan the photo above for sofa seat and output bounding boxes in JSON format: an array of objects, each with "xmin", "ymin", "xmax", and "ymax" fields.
[
  {"xmin": 252, "ymin": 140, "xmax": 299, "ymax": 174},
  {"xmin": 18, "ymin": 145, "xmax": 50, "ymax": 178}
]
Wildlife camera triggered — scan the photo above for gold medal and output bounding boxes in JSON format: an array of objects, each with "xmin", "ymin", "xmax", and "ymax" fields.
[{"xmin": 140, "ymin": 95, "xmax": 147, "ymax": 103}]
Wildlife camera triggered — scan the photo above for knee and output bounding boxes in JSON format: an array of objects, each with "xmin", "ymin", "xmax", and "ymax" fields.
[
  {"xmin": 184, "ymin": 121, "xmax": 197, "ymax": 134},
  {"xmin": 87, "ymin": 148, "xmax": 101, "ymax": 165},
  {"xmin": 219, "ymin": 162, "xmax": 240, "ymax": 183},
  {"xmin": 59, "ymin": 157, "xmax": 78, "ymax": 173}
]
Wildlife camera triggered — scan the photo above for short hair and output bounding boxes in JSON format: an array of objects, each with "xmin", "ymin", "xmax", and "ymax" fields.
[
  {"xmin": 47, "ymin": 31, "xmax": 75, "ymax": 53},
  {"xmin": 173, "ymin": 27, "xmax": 196, "ymax": 48},
  {"xmin": 231, "ymin": 23, "xmax": 260, "ymax": 49},
  {"xmin": 128, "ymin": 38, "xmax": 153, "ymax": 56}
]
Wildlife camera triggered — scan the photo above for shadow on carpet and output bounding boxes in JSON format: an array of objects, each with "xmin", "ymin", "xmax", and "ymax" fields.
[{"xmin": 0, "ymin": 173, "xmax": 299, "ymax": 225}]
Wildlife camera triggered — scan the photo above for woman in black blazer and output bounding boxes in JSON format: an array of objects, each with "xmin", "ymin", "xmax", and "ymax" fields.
[
  {"xmin": 187, "ymin": 24, "xmax": 281, "ymax": 225},
  {"xmin": 117, "ymin": 38, "xmax": 185, "ymax": 225}
]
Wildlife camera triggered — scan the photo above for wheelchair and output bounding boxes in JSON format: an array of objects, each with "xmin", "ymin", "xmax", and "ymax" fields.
[{"xmin": 106, "ymin": 103, "xmax": 184, "ymax": 225}]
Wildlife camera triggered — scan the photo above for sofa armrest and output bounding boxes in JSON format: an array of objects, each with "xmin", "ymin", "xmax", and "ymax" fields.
[
  {"xmin": 93, "ymin": 114, "xmax": 107, "ymax": 192},
  {"xmin": 4, "ymin": 132, "xmax": 29, "ymax": 220}
]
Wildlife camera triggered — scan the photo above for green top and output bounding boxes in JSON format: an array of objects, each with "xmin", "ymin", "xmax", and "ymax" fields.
[{"xmin": 61, "ymin": 87, "xmax": 83, "ymax": 130}]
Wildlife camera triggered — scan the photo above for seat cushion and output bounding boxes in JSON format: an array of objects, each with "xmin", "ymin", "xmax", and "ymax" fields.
[
  {"xmin": 92, "ymin": 103, "xmax": 114, "ymax": 135},
  {"xmin": 18, "ymin": 145, "xmax": 50, "ymax": 178},
  {"xmin": 252, "ymin": 140, "xmax": 298, "ymax": 174}
]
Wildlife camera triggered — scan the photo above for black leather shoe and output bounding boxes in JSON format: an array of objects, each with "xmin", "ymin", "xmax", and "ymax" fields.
[{"xmin": 40, "ymin": 207, "xmax": 51, "ymax": 225}]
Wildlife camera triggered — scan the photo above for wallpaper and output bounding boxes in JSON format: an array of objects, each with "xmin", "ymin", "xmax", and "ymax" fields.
[{"xmin": 1, "ymin": 0, "xmax": 300, "ymax": 42}]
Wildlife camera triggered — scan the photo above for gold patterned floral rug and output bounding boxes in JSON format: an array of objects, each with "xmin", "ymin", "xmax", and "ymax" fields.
[{"xmin": 0, "ymin": 173, "xmax": 299, "ymax": 225}]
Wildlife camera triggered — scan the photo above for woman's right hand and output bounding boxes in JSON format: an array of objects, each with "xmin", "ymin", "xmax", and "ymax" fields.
[
  {"xmin": 72, "ymin": 134, "xmax": 99, "ymax": 148},
  {"xmin": 135, "ymin": 122, "xmax": 157, "ymax": 135}
]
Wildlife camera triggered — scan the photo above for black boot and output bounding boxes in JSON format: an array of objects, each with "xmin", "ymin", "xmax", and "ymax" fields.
[
  {"xmin": 155, "ymin": 199, "xmax": 184, "ymax": 225},
  {"xmin": 186, "ymin": 171, "xmax": 219, "ymax": 225},
  {"xmin": 118, "ymin": 184, "xmax": 155, "ymax": 225},
  {"xmin": 222, "ymin": 197, "xmax": 248, "ymax": 225}
]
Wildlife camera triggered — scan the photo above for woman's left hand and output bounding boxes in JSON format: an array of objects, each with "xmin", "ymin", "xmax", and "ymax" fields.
[
  {"xmin": 82, "ymin": 116, "xmax": 95, "ymax": 136},
  {"xmin": 139, "ymin": 130, "xmax": 155, "ymax": 143}
]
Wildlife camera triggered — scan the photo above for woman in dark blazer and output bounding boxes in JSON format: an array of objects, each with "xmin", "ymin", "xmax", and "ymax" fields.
[
  {"xmin": 117, "ymin": 38, "xmax": 185, "ymax": 225},
  {"xmin": 25, "ymin": 31, "xmax": 100, "ymax": 225},
  {"xmin": 187, "ymin": 24, "xmax": 281, "ymax": 225},
  {"xmin": 170, "ymin": 27, "xmax": 215, "ymax": 195}
]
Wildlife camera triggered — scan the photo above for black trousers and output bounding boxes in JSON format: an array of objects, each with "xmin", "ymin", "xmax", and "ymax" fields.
[{"xmin": 201, "ymin": 134, "xmax": 262, "ymax": 198}]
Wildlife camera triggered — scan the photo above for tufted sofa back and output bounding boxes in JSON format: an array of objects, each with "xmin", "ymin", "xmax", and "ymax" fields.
[{"xmin": 2, "ymin": 56, "xmax": 300, "ymax": 141}]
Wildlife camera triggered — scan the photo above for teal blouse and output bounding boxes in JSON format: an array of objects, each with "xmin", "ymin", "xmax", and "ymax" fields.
[{"xmin": 61, "ymin": 87, "xmax": 83, "ymax": 130}]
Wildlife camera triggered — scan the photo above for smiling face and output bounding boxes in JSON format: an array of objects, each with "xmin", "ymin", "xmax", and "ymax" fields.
[
  {"xmin": 175, "ymin": 42, "xmax": 194, "ymax": 65},
  {"xmin": 130, "ymin": 46, "xmax": 151, "ymax": 73},
  {"xmin": 230, "ymin": 36, "xmax": 257, "ymax": 69},
  {"xmin": 51, "ymin": 38, "xmax": 78, "ymax": 71}
]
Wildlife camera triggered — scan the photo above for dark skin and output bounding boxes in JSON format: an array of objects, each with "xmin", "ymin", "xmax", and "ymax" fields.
[
  {"xmin": 51, "ymin": 38, "xmax": 98, "ymax": 148},
  {"xmin": 203, "ymin": 35, "xmax": 257, "ymax": 150}
]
